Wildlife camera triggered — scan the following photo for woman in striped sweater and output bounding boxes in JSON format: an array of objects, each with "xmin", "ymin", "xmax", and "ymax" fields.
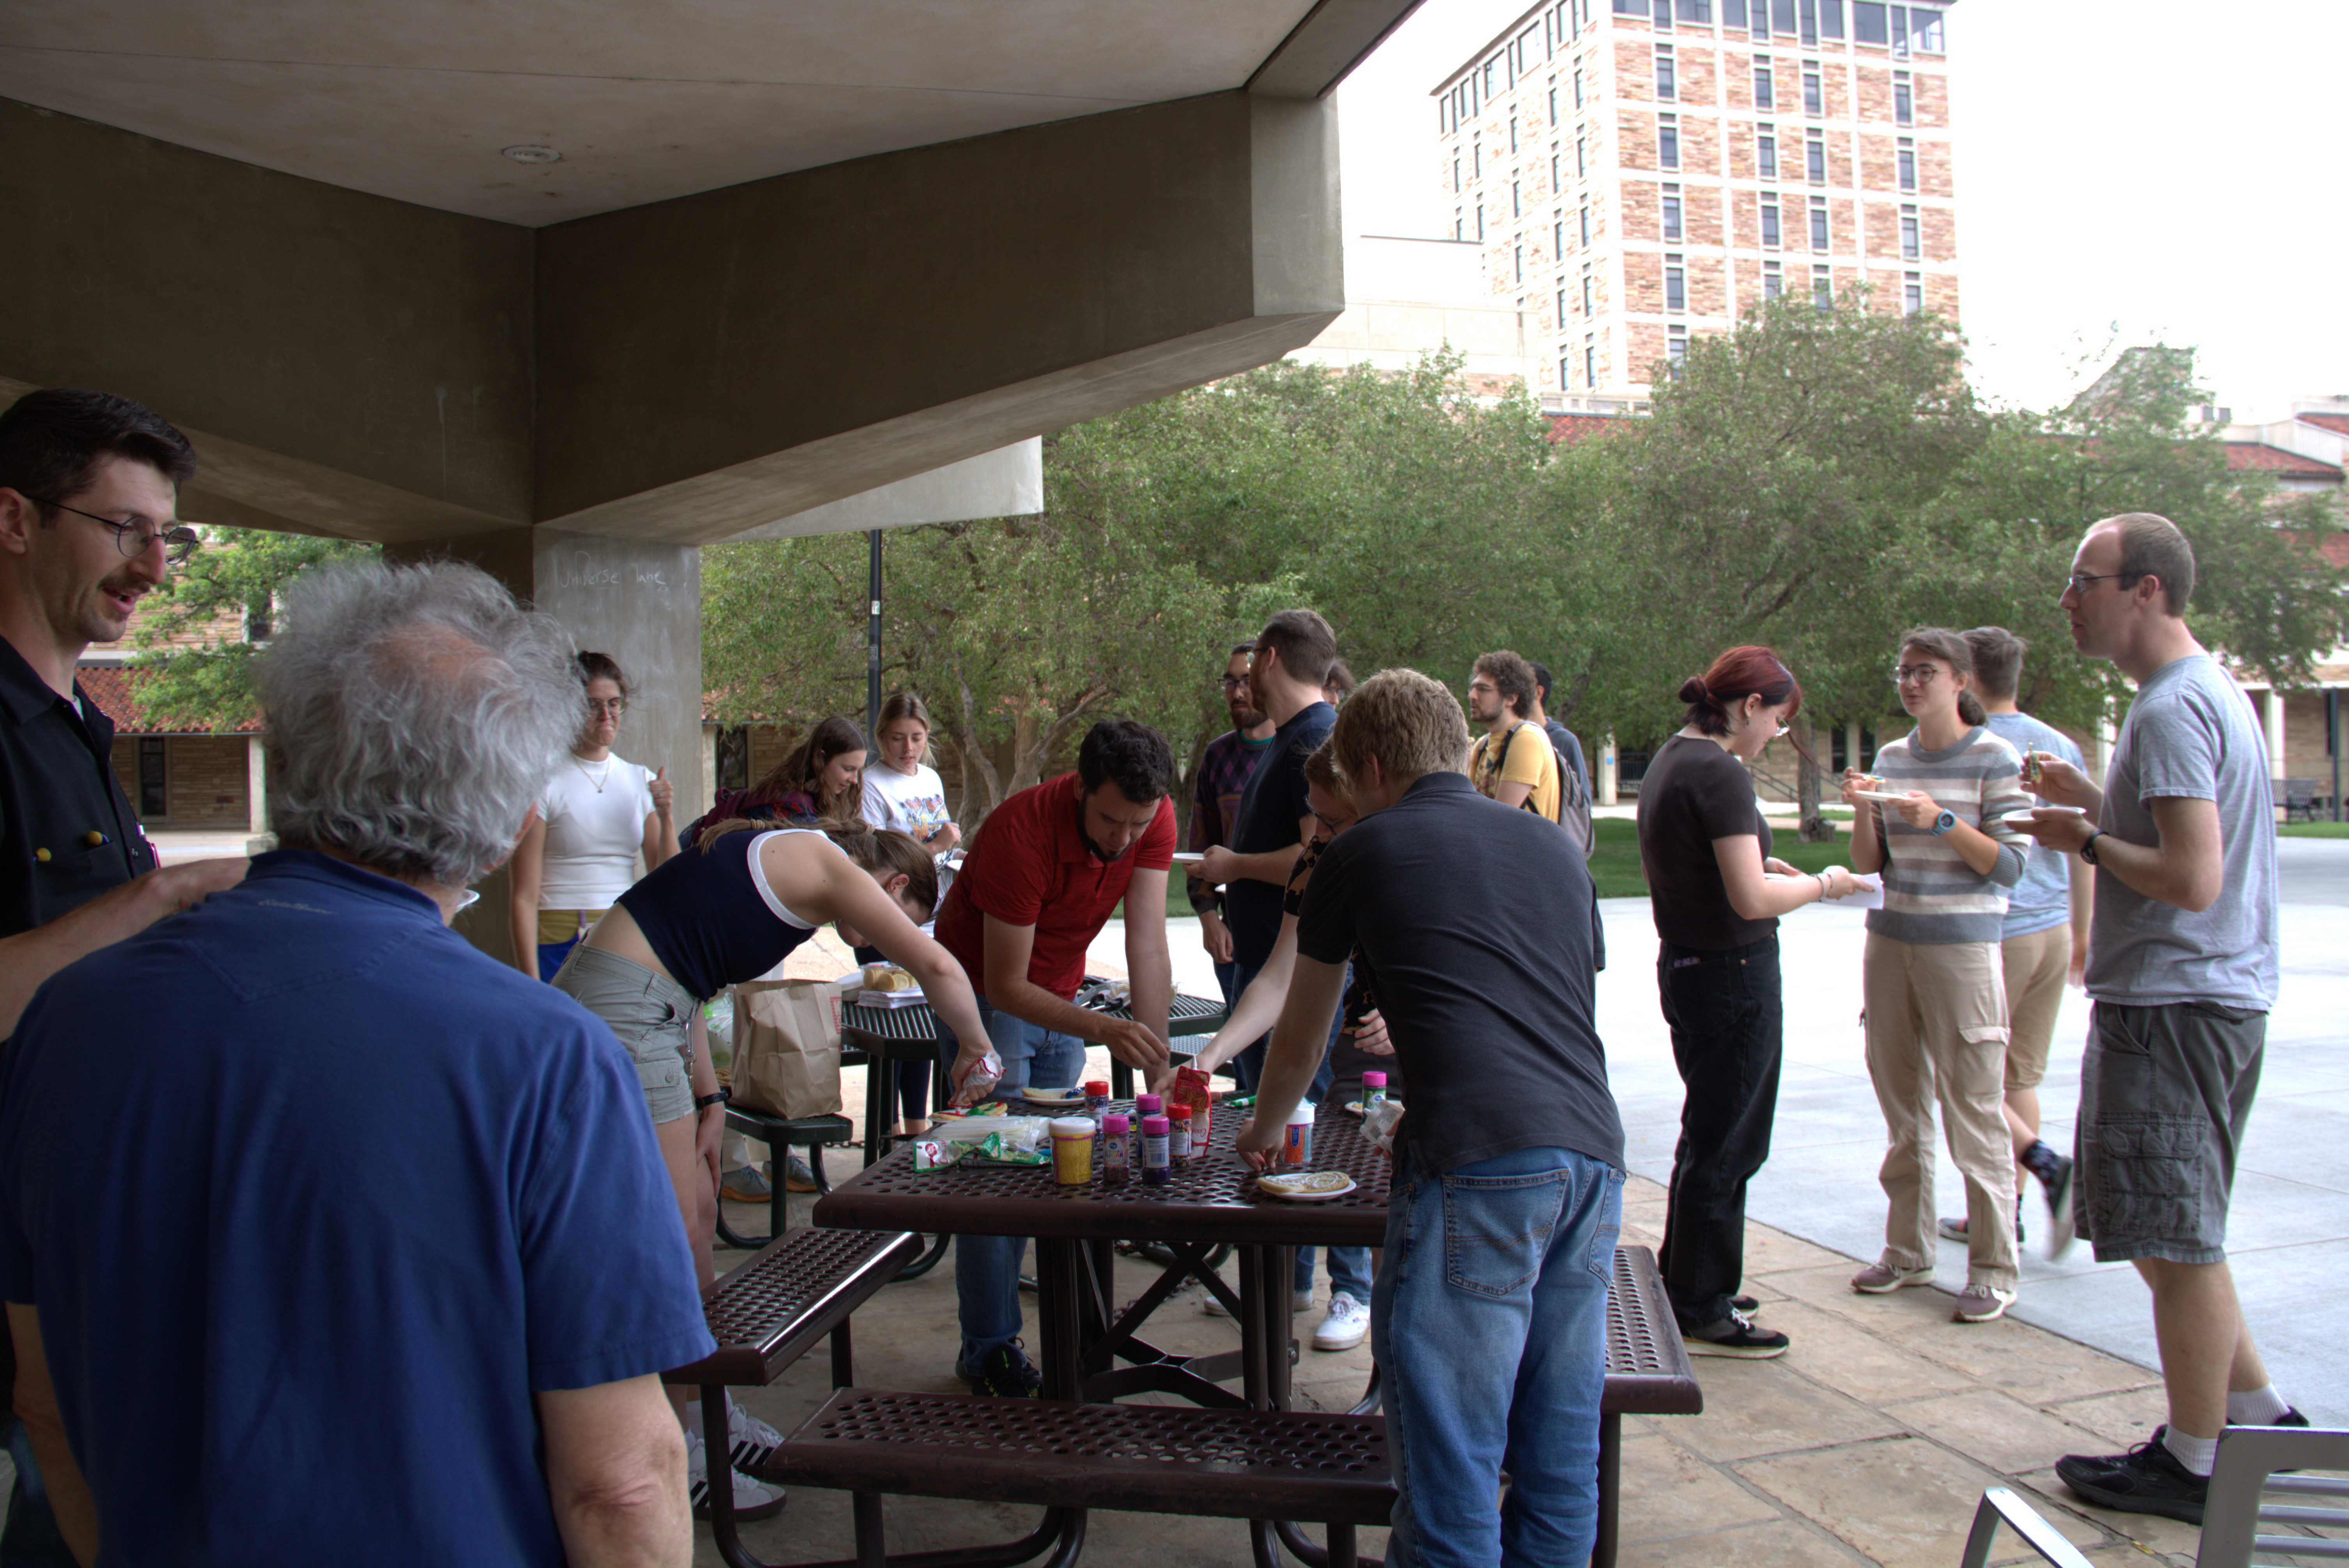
[{"xmin": 1842, "ymin": 626, "xmax": 2035, "ymax": 1323}]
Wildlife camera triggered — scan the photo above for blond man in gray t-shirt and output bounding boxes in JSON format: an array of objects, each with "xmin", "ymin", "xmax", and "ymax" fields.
[{"xmin": 2015, "ymin": 512, "xmax": 2300, "ymax": 1527}]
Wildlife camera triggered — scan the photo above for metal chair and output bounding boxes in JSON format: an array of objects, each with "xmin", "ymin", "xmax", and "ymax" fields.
[{"xmin": 1959, "ymin": 1426, "xmax": 2349, "ymax": 1568}]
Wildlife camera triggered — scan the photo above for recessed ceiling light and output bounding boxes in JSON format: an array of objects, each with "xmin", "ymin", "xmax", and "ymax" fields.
[{"xmin": 502, "ymin": 145, "xmax": 560, "ymax": 165}]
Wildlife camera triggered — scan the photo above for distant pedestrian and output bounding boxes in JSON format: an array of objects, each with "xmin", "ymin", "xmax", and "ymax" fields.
[
  {"xmin": 1639, "ymin": 647, "xmax": 1860, "ymax": 1358},
  {"xmin": 2020, "ymin": 513, "xmax": 2302, "ymax": 1524},
  {"xmin": 1188, "ymin": 644, "xmax": 1277, "ymax": 1004},
  {"xmin": 1466, "ymin": 650, "xmax": 1561, "ymax": 821},
  {"xmin": 1932, "ymin": 626, "xmax": 2090, "ymax": 1257},
  {"xmin": 1842, "ymin": 627, "xmax": 2034, "ymax": 1323}
]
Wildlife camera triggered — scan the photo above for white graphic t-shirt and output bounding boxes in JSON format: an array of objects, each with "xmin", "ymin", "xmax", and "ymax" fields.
[{"xmin": 861, "ymin": 763, "xmax": 953, "ymax": 841}]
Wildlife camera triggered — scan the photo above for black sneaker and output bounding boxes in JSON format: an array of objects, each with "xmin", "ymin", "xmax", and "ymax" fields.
[
  {"xmin": 2055, "ymin": 1428, "xmax": 2208, "ymax": 1524},
  {"xmin": 960, "ymin": 1340, "xmax": 1042, "ymax": 1398},
  {"xmin": 1682, "ymin": 1306, "xmax": 1790, "ymax": 1359},
  {"xmin": 1731, "ymin": 1294, "xmax": 1759, "ymax": 1314},
  {"xmin": 2042, "ymin": 1153, "xmax": 2076, "ymax": 1259}
]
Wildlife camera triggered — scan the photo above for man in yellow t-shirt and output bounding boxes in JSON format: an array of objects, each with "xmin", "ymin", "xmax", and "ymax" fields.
[{"xmin": 1466, "ymin": 649, "xmax": 1561, "ymax": 822}]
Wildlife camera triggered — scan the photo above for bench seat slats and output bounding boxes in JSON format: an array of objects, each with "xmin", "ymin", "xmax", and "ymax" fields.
[
  {"xmin": 665, "ymin": 1227, "xmax": 921, "ymax": 1387},
  {"xmin": 1603, "ymin": 1244, "xmax": 1705, "ymax": 1416}
]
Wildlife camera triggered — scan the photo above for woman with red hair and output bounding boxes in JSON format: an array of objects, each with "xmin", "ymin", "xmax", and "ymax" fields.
[{"xmin": 1638, "ymin": 646, "xmax": 1859, "ymax": 1359}]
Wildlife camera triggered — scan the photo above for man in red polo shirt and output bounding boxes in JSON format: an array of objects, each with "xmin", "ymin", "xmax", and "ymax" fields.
[{"xmin": 934, "ymin": 718, "xmax": 1177, "ymax": 1396}]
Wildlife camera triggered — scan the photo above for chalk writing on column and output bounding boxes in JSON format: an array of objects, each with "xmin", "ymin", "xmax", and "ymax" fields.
[{"xmin": 551, "ymin": 551, "xmax": 670, "ymax": 593}]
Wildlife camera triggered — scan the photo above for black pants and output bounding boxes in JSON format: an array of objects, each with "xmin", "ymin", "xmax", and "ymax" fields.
[{"xmin": 1655, "ymin": 934, "xmax": 1784, "ymax": 1329}]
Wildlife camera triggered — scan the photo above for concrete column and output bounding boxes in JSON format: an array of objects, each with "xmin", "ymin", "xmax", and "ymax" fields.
[
  {"xmin": 244, "ymin": 733, "xmax": 267, "ymax": 835},
  {"xmin": 384, "ymin": 527, "xmax": 702, "ymax": 966},
  {"xmin": 1845, "ymin": 719, "xmax": 1864, "ymax": 773},
  {"xmin": 700, "ymin": 723, "xmax": 720, "ymax": 824},
  {"xmin": 2260, "ymin": 687, "xmax": 2286, "ymax": 780},
  {"xmin": 1598, "ymin": 732, "xmax": 1619, "ymax": 807}
]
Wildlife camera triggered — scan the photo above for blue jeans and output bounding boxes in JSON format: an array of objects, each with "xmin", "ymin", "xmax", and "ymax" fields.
[
  {"xmin": 535, "ymin": 932, "xmax": 584, "ymax": 982},
  {"xmin": 946, "ymin": 996, "xmax": 1087, "ymax": 1368},
  {"xmin": 1228, "ymin": 956, "xmax": 1368, "ymax": 1303},
  {"xmin": 1373, "ymin": 1145, "xmax": 1624, "ymax": 1568}
]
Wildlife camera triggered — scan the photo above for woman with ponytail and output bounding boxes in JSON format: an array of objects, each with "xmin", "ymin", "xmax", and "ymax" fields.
[
  {"xmin": 1638, "ymin": 647, "xmax": 1859, "ymax": 1359},
  {"xmin": 1841, "ymin": 626, "xmax": 2035, "ymax": 1324},
  {"xmin": 551, "ymin": 815, "xmax": 986, "ymax": 1519}
]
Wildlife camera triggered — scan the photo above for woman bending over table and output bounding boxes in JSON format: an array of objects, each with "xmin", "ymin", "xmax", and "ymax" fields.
[
  {"xmin": 507, "ymin": 651, "xmax": 675, "ymax": 979},
  {"xmin": 1637, "ymin": 646, "xmax": 1860, "ymax": 1360},
  {"xmin": 1842, "ymin": 626, "xmax": 2033, "ymax": 1325},
  {"xmin": 553, "ymin": 817, "xmax": 985, "ymax": 1518}
]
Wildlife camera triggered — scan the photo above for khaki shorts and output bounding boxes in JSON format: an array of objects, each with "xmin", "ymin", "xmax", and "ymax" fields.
[
  {"xmin": 2000, "ymin": 924, "xmax": 2071, "ymax": 1092},
  {"xmin": 552, "ymin": 943, "xmax": 699, "ymax": 1124}
]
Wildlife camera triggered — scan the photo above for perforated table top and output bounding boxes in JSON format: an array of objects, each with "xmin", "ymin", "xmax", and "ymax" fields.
[
  {"xmin": 841, "ymin": 982, "xmax": 1228, "ymax": 1044},
  {"xmin": 814, "ymin": 1100, "xmax": 1392, "ymax": 1248}
]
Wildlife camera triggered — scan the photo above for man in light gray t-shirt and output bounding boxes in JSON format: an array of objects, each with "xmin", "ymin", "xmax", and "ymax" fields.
[{"xmin": 2018, "ymin": 513, "xmax": 2298, "ymax": 1527}]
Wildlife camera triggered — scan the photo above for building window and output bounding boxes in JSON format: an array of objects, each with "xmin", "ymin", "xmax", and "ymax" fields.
[
  {"xmin": 1676, "ymin": 0, "xmax": 1714, "ymax": 18},
  {"xmin": 1651, "ymin": 0, "xmax": 1673, "ymax": 30},
  {"xmin": 1822, "ymin": 0, "xmax": 1846, "ymax": 39},
  {"xmin": 1454, "ymin": 211, "xmax": 1464, "ymax": 239},
  {"xmin": 1655, "ymin": 44, "xmax": 1677, "ymax": 100},
  {"xmin": 1665, "ymin": 254, "xmax": 1686, "ymax": 311},
  {"xmin": 1762, "ymin": 258, "xmax": 1783, "ymax": 298},
  {"xmin": 1667, "ymin": 325, "xmax": 1689, "ymax": 378},
  {"xmin": 1911, "ymin": 7, "xmax": 1945, "ymax": 54},
  {"xmin": 1897, "ymin": 136, "xmax": 1917, "ymax": 192},
  {"xmin": 1582, "ymin": 264, "xmax": 1595, "ymax": 315},
  {"xmin": 1658, "ymin": 113, "xmax": 1679, "ymax": 170},
  {"xmin": 1550, "ymin": 85, "xmax": 1560, "ymax": 124},
  {"xmin": 1559, "ymin": 282, "xmax": 1571, "ymax": 322},
  {"xmin": 1556, "ymin": 217, "xmax": 1566, "ymax": 257},
  {"xmin": 1760, "ymin": 192, "xmax": 1781, "ymax": 247},
  {"xmin": 1453, "ymin": 157, "xmax": 1462, "ymax": 193},
  {"xmin": 1856, "ymin": 2, "xmax": 1940, "ymax": 53},
  {"xmin": 1573, "ymin": 67, "xmax": 1585, "ymax": 109},
  {"xmin": 1753, "ymin": 60, "xmax": 1774, "ymax": 109},
  {"xmin": 1899, "ymin": 203, "xmax": 1920, "ymax": 260},
  {"xmin": 1802, "ymin": 68, "xmax": 1823, "ymax": 116},
  {"xmin": 1561, "ymin": 353, "xmax": 1573, "ymax": 389},
  {"xmin": 1511, "ymin": 116, "xmax": 1520, "ymax": 154},
  {"xmin": 1812, "ymin": 263, "xmax": 1833, "ymax": 309},
  {"xmin": 1515, "ymin": 242, "xmax": 1525, "ymax": 282},
  {"xmin": 1580, "ymin": 204, "xmax": 1592, "ymax": 246},
  {"xmin": 244, "ymin": 595, "xmax": 273, "ymax": 643},
  {"xmin": 1577, "ymin": 134, "xmax": 1588, "ymax": 177},
  {"xmin": 1586, "ymin": 337, "xmax": 1598, "ymax": 389},
  {"xmin": 1809, "ymin": 196, "xmax": 1830, "ymax": 249},
  {"xmin": 1661, "ymin": 182, "xmax": 1683, "ymax": 239},
  {"xmin": 1477, "ymin": 204, "xmax": 1486, "ymax": 240},
  {"xmin": 1473, "ymin": 139, "xmax": 1482, "ymax": 177},
  {"xmin": 1903, "ymin": 270, "xmax": 1923, "ymax": 315},
  {"xmin": 1513, "ymin": 180, "xmax": 1522, "ymax": 218},
  {"xmin": 138, "ymin": 736, "xmax": 167, "ymax": 819},
  {"xmin": 1552, "ymin": 152, "xmax": 1561, "ymax": 193},
  {"xmin": 1745, "ymin": 0, "xmax": 1770, "ymax": 39},
  {"xmin": 1756, "ymin": 125, "xmax": 1778, "ymax": 178},
  {"xmin": 1806, "ymin": 133, "xmax": 1826, "ymax": 183},
  {"xmin": 1894, "ymin": 69, "xmax": 1913, "ymax": 125}
]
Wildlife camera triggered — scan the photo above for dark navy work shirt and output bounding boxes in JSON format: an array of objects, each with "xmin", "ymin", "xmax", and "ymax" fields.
[
  {"xmin": 0, "ymin": 640, "xmax": 154, "ymax": 940},
  {"xmin": 1224, "ymin": 700, "xmax": 1335, "ymax": 971},
  {"xmin": 1295, "ymin": 772, "xmax": 1624, "ymax": 1176},
  {"xmin": 0, "ymin": 850, "xmax": 713, "ymax": 1565}
]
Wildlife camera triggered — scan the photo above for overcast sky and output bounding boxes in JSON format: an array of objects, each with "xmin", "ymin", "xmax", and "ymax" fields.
[{"xmin": 1334, "ymin": 0, "xmax": 2349, "ymax": 419}]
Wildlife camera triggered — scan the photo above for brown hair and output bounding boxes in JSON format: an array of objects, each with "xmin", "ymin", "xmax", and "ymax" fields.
[
  {"xmin": 1255, "ymin": 609, "xmax": 1337, "ymax": 689},
  {"xmin": 1322, "ymin": 657, "xmax": 1356, "ymax": 706},
  {"xmin": 575, "ymin": 651, "xmax": 632, "ymax": 703},
  {"xmin": 1898, "ymin": 626, "xmax": 1987, "ymax": 727},
  {"xmin": 1473, "ymin": 650, "xmax": 1539, "ymax": 721},
  {"xmin": 1963, "ymin": 626, "xmax": 2027, "ymax": 701},
  {"xmin": 752, "ymin": 715, "xmax": 868, "ymax": 816},
  {"xmin": 1329, "ymin": 669, "xmax": 1471, "ymax": 787},
  {"xmin": 2103, "ymin": 511, "xmax": 2197, "ymax": 616},
  {"xmin": 694, "ymin": 817, "xmax": 940, "ymax": 921}
]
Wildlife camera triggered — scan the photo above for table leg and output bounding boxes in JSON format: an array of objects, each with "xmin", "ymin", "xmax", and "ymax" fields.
[
  {"xmin": 1593, "ymin": 1410, "xmax": 1622, "ymax": 1568},
  {"xmin": 1034, "ymin": 1237, "xmax": 1084, "ymax": 1402}
]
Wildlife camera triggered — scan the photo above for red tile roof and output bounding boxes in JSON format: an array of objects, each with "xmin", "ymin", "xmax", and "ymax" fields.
[
  {"xmin": 2222, "ymin": 442, "xmax": 2343, "ymax": 478},
  {"xmin": 2298, "ymin": 412, "xmax": 2349, "ymax": 437},
  {"xmin": 1546, "ymin": 413, "xmax": 1639, "ymax": 445},
  {"xmin": 73, "ymin": 665, "xmax": 261, "ymax": 735}
]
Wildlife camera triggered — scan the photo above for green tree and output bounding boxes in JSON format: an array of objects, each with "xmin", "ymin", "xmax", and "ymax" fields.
[{"xmin": 130, "ymin": 526, "xmax": 379, "ymax": 729}]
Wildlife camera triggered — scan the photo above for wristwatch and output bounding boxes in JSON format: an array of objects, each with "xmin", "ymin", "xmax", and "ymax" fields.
[
  {"xmin": 1929, "ymin": 809, "xmax": 1958, "ymax": 836},
  {"xmin": 2079, "ymin": 829, "xmax": 2106, "ymax": 866}
]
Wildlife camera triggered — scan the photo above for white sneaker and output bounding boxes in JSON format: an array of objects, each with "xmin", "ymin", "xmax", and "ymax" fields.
[
  {"xmin": 1312, "ymin": 1293, "xmax": 1371, "ymax": 1351},
  {"xmin": 686, "ymin": 1425, "xmax": 786, "ymax": 1522},
  {"xmin": 1202, "ymin": 1287, "xmax": 1315, "ymax": 1317},
  {"xmin": 726, "ymin": 1395, "xmax": 786, "ymax": 1471}
]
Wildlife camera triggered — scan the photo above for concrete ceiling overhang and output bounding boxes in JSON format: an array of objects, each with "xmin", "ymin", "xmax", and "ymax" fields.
[
  {"xmin": 0, "ymin": 0, "xmax": 1394, "ymax": 227},
  {"xmin": 0, "ymin": 2, "xmax": 1421, "ymax": 547}
]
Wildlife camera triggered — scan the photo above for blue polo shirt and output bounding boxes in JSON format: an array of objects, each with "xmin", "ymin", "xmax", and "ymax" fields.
[
  {"xmin": 0, "ymin": 849, "xmax": 713, "ymax": 1567},
  {"xmin": 1224, "ymin": 701, "xmax": 1335, "ymax": 971}
]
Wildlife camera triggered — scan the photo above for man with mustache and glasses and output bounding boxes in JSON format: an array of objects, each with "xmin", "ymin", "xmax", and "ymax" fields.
[{"xmin": 0, "ymin": 388, "xmax": 246, "ymax": 1564}]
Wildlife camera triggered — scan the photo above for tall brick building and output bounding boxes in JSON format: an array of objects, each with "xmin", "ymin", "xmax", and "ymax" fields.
[{"xmin": 1433, "ymin": 0, "xmax": 1958, "ymax": 405}]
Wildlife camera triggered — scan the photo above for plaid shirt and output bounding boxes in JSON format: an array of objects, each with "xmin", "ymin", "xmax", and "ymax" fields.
[{"xmin": 1186, "ymin": 728, "xmax": 1271, "ymax": 914}]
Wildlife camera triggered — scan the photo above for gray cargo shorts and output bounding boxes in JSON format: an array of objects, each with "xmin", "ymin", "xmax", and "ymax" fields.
[
  {"xmin": 2076, "ymin": 999, "xmax": 2265, "ymax": 1265},
  {"xmin": 551, "ymin": 943, "xmax": 699, "ymax": 1124}
]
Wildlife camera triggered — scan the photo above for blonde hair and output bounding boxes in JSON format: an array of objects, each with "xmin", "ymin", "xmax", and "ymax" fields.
[
  {"xmin": 693, "ymin": 818, "xmax": 939, "ymax": 920},
  {"xmin": 1329, "ymin": 669, "xmax": 1471, "ymax": 788},
  {"xmin": 1302, "ymin": 740, "xmax": 1355, "ymax": 821}
]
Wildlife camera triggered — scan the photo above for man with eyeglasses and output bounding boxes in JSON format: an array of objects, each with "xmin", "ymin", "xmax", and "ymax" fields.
[
  {"xmin": 2015, "ymin": 513, "xmax": 2301, "ymax": 1524},
  {"xmin": 0, "ymin": 388, "xmax": 245, "ymax": 1563},
  {"xmin": 1187, "ymin": 643, "xmax": 1277, "ymax": 1004}
]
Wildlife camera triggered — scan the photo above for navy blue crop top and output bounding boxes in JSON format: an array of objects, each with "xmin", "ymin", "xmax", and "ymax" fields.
[{"xmin": 614, "ymin": 828, "xmax": 832, "ymax": 999}]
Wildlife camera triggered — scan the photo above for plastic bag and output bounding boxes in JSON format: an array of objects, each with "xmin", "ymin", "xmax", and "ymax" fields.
[
  {"xmin": 1365, "ymin": 1098, "xmax": 1405, "ymax": 1158},
  {"xmin": 952, "ymin": 1048, "xmax": 1004, "ymax": 1106}
]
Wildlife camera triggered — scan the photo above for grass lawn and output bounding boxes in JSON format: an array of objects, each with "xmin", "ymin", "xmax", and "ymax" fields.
[
  {"xmin": 1589, "ymin": 816, "xmax": 1857, "ymax": 899},
  {"xmin": 2280, "ymin": 820, "xmax": 2349, "ymax": 838}
]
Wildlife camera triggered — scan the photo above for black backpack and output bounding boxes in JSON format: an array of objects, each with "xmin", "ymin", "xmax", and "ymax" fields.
[{"xmin": 1497, "ymin": 722, "xmax": 1596, "ymax": 859}]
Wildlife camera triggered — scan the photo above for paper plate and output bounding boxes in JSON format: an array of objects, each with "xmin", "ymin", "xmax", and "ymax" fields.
[
  {"xmin": 1019, "ymin": 1087, "xmax": 1081, "ymax": 1104},
  {"xmin": 1853, "ymin": 789, "xmax": 1910, "ymax": 803},
  {"xmin": 2003, "ymin": 806, "xmax": 2086, "ymax": 826},
  {"xmin": 1257, "ymin": 1171, "xmax": 1357, "ymax": 1202},
  {"xmin": 1341, "ymin": 1099, "xmax": 1402, "ymax": 1117}
]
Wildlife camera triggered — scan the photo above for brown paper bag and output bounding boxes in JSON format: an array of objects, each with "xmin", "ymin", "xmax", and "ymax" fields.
[{"xmin": 731, "ymin": 980, "xmax": 842, "ymax": 1118}]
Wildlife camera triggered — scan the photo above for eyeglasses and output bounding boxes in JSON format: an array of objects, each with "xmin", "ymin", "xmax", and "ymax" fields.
[
  {"xmin": 586, "ymin": 699, "xmax": 627, "ymax": 717},
  {"xmin": 1217, "ymin": 676, "xmax": 1247, "ymax": 691},
  {"xmin": 1892, "ymin": 665, "xmax": 1945, "ymax": 686},
  {"xmin": 1311, "ymin": 811, "xmax": 1351, "ymax": 837},
  {"xmin": 2064, "ymin": 571, "xmax": 2142, "ymax": 596},
  {"xmin": 30, "ymin": 497, "xmax": 200, "ymax": 566},
  {"xmin": 1467, "ymin": 681, "xmax": 1498, "ymax": 696}
]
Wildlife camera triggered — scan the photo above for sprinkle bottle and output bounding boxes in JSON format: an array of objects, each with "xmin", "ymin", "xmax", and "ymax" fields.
[
  {"xmin": 1101, "ymin": 1113, "xmax": 1131, "ymax": 1183},
  {"xmin": 1167, "ymin": 1104, "xmax": 1193, "ymax": 1163},
  {"xmin": 1362, "ymin": 1071, "xmax": 1387, "ymax": 1109},
  {"xmin": 1083, "ymin": 1079, "xmax": 1110, "ymax": 1120},
  {"xmin": 1140, "ymin": 1115, "xmax": 1171, "ymax": 1185}
]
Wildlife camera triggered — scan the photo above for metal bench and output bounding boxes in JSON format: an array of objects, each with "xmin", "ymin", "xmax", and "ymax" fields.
[
  {"xmin": 2275, "ymin": 776, "xmax": 2319, "ymax": 823},
  {"xmin": 753, "ymin": 1244, "xmax": 1699, "ymax": 1568},
  {"xmin": 663, "ymin": 1225, "xmax": 922, "ymax": 1568}
]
